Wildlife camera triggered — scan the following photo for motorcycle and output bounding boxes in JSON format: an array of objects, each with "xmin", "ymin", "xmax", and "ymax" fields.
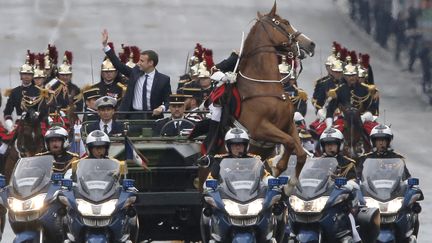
[
  {"xmin": 0, "ymin": 155, "xmax": 66, "ymax": 242},
  {"xmin": 59, "ymin": 158, "xmax": 138, "ymax": 243},
  {"xmin": 201, "ymin": 157, "xmax": 287, "ymax": 243},
  {"xmin": 361, "ymin": 158, "xmax": 423, "ymax": 243},
  {"xmin": 286, "ymin": 157, "xmax": 357, "ymax": 243}
]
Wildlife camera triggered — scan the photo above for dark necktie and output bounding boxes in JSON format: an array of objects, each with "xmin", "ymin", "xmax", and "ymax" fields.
[
  {"xmin": 142, "ymin": 74, "xmax": 149, "ymax": 110},
  {"xmin": 103, "ymin": 124, "xmax": 108, "ymax": 134}
]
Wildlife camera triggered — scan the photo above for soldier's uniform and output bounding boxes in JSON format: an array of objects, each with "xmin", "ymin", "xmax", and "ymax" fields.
[
  {"xmin": 312, "ymin": 75, "xmax": 336, "ymax": 111},
  {"xmin": 330, "ymin": 154, "xmax": 357, "ymax": 180},
  {"xmin": 356, "ymin": 150, "xmax": 411, "ymax": 180},
  {"xmin": 181, "ymin": 87, "xmax": 205, "ymax": 122},
  {"xmin": 81, "ymin": 87, "xmax": 101, "ymax": 123},
  {"xmin": 36, "ymin": 150, "xmax": 79, "ymax": 174},
  {"xmin": 152, "ymin": 94, "xmax": 195, "ymax": 136},
  {"xmin": 285, "ymin": 84, "xmax": 308, "ymax": 117},
  {"xmin": 92, "ymin": 57, "xmax": 126, "ymax": 104}
]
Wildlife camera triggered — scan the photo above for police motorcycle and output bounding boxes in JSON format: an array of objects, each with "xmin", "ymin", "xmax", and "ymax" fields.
[
  {"xmin": 0, "ymin": 155, "xmax": 67, "ymax": 242},
  {"xmin": 59, "ymin": 158, "xmax": 138, "ymax": 243},
  {"xmin": 201, "ymin": 157, "xmax": 288, "ymax": 243},
  {"xmin": 361, "ymin": 158, "xmax": 423, "ymax": 243},
  {"xmin": 286, "ymin": 157, "xmax": 361, "ymax": 243}
]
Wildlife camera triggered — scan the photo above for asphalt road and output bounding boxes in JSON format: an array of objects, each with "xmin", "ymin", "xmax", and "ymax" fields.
[{"xmin": 0, "ymin": 0, "xmax": 430, "ymax": 241}]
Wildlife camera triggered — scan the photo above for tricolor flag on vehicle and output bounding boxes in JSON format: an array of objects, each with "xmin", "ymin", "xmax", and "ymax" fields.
[{"xmin": 125, "ymin": 136, "xmax": 149, "ymax": 171}]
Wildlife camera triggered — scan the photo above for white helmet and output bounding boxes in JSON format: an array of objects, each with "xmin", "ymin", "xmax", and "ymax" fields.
[
  {"xmin": 319, "ymin": 128, "xmax": 344, "ymax": 152},
  {"xmin": 370, "ymin": 124, "xmax": 393, "ymax": 147},
  {"xmin": 224, "ymin": 128, "xmax": 250, "ymax": 155},
  {"xmin": 86, "ymin": 130, "xmax": 111, "ymax": 156},
  {"xmin": 44, "ymin": 126, "xmax": 69, "ymax": 149}
]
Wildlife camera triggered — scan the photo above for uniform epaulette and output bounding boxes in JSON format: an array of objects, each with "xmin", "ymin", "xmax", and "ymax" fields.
[
  {"xmin": 343, "ymin": 156, "xmax": 357, "ymax": 164},
  {"xmin": 116, "ymin": 82, "xmax": 127, "ymax": 91},
  {"xmin": 361, "ymin": 83, "xmax": 376, "ymax": 93},
  {"xmin": 298, "ymin": 89, "xmax": 308, "ymax": 101},
  {"xmin": 3, "ymin": 88, "xmax": 12, "ymax": 97},
  {"xmin": 35, "ymin": 151, "xmax": 50, "ymax": 156},
  {"xmin": 214, "ymin": 153, "xmax": 229, "ymax": 158},
  {"xmin": 247, "ymin": 153, "xmax": 261, "ymax": 160},
  {"xmin": 327, "ymin": 87, "xmax": 338, "ymax": 99},
  {"xmin": 314, "ymin": 76, "xmax": 329, "ymax": 86}
]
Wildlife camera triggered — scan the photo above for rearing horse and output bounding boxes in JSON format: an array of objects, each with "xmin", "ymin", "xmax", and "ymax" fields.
[{"xmin": 236, "ymin": 4, "xmax": 315, "ymax": 178}]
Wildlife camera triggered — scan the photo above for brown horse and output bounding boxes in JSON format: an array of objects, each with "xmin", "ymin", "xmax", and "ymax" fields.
[
  {"xmin": 3, "ymin": 109, "xmax": 45, "ymax": 182},
  {"xmin": 234, "ymin": 3, "xmax": 315, "ymax": 178},
  {"xmin": 342, "ymin": 106, "xmax": 372, "ymax": 159}
]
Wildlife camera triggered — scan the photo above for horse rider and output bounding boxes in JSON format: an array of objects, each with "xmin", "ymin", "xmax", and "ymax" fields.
[
  {"xmin": 356, "ymin": 124, "xmax": 411, "ymax": 180},
  {"xmin": 3, "ymin": 53, "xmax": 41, "ymax": 133},
  {"xmin": 318, "ymin": 128, "xmax": 361, "ymax": 242},
  {"xmin": 324, "ymin": 53, "xmax": 379, "ymax": 135},
  {"xmin": 279, "ymin": 56, "xmax": 308, "ymax": 117},
  {"xmin": 36, "ymin": 126, "xmax": 79, "ymax": 174}
]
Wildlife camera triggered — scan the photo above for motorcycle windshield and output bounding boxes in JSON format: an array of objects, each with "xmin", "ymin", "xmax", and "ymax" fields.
[
  {"xmin": 219, "ymin": 158, "xmax": 264, "ymax": 202},
  {"xmin": 12, "ymin": 155, "xmax": 54, "ymax": 198},
  {"xmin": 76, "ymin": 159, "xmax": 120, "ymax": 202},
  {"xmin": 361, "ymin": 158, "xmax": 405, "ymax": 201},
  {"xmin": 296, "ymin": 157, "xmax": 338, "ymax": 200}
]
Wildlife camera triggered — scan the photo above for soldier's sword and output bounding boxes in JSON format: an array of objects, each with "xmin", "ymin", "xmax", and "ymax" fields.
[
  {"xmin": 90, "ymin": 55, "xmax": 94, "ymax": 84},
  {"xmin": 184, "ymin": 52, "xmax": 190, "ymax": 74},
  {"xmin": 233, "ymin": 31, "xmax": 245, "ymax": 74}
]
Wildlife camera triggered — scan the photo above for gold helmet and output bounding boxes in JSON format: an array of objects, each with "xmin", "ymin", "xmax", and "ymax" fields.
[
  {"xmin": 357, "ymin": 53, "xmax": 369, "ymax": 78},
  {"xmin": 197, "ymin": 61, "xmax": 210, "ymax": 78},
  {"xmin": 343, "ymin": 51, "xmax": 358, "ymax": 76},
  {"xmin": 326, "ymin": 42, "xmax": 341, "ymax": 66},
  {"xmin": 58, "ymin": 51, "xmax": 73, "ymax": 75},
  {"xmin": 330, "ymin": 59, "xmax": 343, "ymax": 72},
  {"xmin": 20, "ymin": 51, "xmax": 34, "ymax": 74},
  {"xmin": 45, "ymin": 44, "xmax": 58, "ymax": 70},
  {"xmin": 101, "ymin": 58, "xmax": 116, "ymax": 71},
  {"xmin": 34, "ymin": 53, "xmax": 47, "ymax": 78}
]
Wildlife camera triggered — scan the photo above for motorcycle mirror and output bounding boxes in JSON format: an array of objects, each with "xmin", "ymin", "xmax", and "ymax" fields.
[
  {"xmin": 408, "ymin": 178, "xmax": 419, "ymax": 186},
  {"xmin": 0, "ymin": 175, "xmax": 6, "ymax": 188},
  {"xmin": 122, "ymin": 179, "xmax": 135, "ymax": 190},
  {"xmin": 51, "ymin": 173, "xmax": 64, "ymax": 183},
  {"xmin": 335, "ymin": 177, "xmax": 347, "ymax": 187},
  {"xmin": 205, "ymin": 179, "xmax": 218, "ymax": 190},
  {"xmin": 278, "ymin": 176, "xmax": 289, "ymax": 185},
  {"xmin": 62, "ymin": 179, "xmax": 73, "ymax": 190}
]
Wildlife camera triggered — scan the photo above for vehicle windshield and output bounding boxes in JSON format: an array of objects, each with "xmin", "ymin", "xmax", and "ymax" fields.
[
  {"xmin": 219, "ymin": 158, "xmax": 264, "ymax": 202},
  {"xmin": 12, "ymin": 155, "xmax": 54, "ymax": 198},
  {"xmin": 296, "ymin": 157, "xmax": 338, "ymax": 200},
  {"xmin": 76, "ymin": 159, "xmax": 120, "ymax": 202},
  {"xmin": 361, "ymin": 158, "xmax": 405, "ymax": 201}
]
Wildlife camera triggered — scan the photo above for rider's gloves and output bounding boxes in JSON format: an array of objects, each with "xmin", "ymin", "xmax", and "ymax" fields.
[
  {"xmin": 283, "ymin": 176, "xmax": 298, "ymax": 196},
  {"xmin": 360, "ymin": 111, "xmax": 374, "ymax": 123},
  {"xmin": 4, "ymin": 119, "xmax": 14, "ymax": 133},
  {"xmin": 324, "ymin": 117, "xmax": 333, "ymax": 131}
]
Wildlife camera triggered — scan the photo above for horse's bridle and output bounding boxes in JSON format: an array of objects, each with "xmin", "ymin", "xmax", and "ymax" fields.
[{"xmin": 242, "ymin": 16, "xmax": 302, "ymax": 59}]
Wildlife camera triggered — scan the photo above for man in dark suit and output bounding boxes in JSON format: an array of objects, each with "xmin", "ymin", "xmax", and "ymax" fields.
[
  {"xmin": 101, "ymin": 29, "xmax": 171, "ymax": 120},
  {"xmin": 153, "ymin": 94, "xmax": 195, "ymax": 137},
  {"xmin": 84, "ymin": 96, "xmax": 123, "ymax": 136}
]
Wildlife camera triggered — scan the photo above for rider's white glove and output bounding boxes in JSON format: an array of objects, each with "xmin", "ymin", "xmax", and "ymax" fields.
[
  {"xmin": 317, "ymin": 109, "xmax": 327, "ymax": 122},
  {"xmin": 4, "ymin": 119, "xmax": 14, "ymax": 133},
  {"xmin": 225, "ymin": 72, "xmax": 237, "ymax": 83},
  {"xmin": 283, "ymin": 176, "xmax": 298, "ymax": 196},
  {"xmin": 324, "ymin": 117, "xmax": 333, "ymax": 131},
  {"xmin": 360, "ymin": 111, "xmax": 373, "ymax": 123}
]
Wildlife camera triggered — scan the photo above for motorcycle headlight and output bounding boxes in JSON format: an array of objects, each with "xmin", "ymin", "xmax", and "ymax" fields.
[
  {"xmin": 76, "ymin": 199, "xmax": 118, "ymax": 217},
  {"xmin": 364, "ymin": 197, "xmax": 403, "ymax": 214},
  {"xmin": 289, "ymin": 195, "xmax": 328, "ymax": 213},
  {"xmin": 222, "ymin": 199, "xmax": 263, "ymax": 217},
  {"xmin": 8, "ymin": 193, "xmax": 47, "ymax": 212}
]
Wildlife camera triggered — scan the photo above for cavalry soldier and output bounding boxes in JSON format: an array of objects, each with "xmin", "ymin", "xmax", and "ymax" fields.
[
  {"xmin": 324, "ymin": 53, "xmax": 379, "ymax": 135},
  {"xmin": 181, "ymin": 87, "xmax": 205, "ymax": 122},
  {"xmin": 37, "ymin": 126, "xmax": 79, "ymax": 174},
  {"xmin": 81, "ymin": 86, "xmax": 101, "ymax": 122},
  {"xmin": 3, "ymin": 54, "xmax": 41, "ymax": 133},
  {"xmin": 93, "ymin": 43, "xmax": 126, "ymax": 103},
  {"xmin": 279, "ymin": 57, "xmax": 308, "ymax": 117},
  {"xmin": 85, "ymin": 96, "xmax": 123, "ymax": 136},
  {"xmin": 153, "ymin": 94, "xmax": 195, "ymax": 136}
]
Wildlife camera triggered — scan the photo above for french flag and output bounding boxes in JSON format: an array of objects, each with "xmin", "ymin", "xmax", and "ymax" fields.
[{"xmin": 125, "ymin": 136, "xmax": 149, "ymax": 171}]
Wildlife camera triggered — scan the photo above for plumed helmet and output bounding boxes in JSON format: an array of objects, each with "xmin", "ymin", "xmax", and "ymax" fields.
[
  {"xmin": 319, "ymin": 128, "xmax": 344, "ymax": 152},
  {"xmin": 44, "ymin": 126, "xmax": 69, "ymax": 149},
  {"xmin": 58, "ymin": 51, "xmax": 73, "ymax": 75},
  {"xmin": 20, "ymin": 52, "xmax": 34, "ymax": 74},
  {"xmin": 224, "ymin": 128, "xmax": 250, "ymax": 155},
  {"xmin": 370, "ymin": 124, "xmax": 393, "ymax": 146}
]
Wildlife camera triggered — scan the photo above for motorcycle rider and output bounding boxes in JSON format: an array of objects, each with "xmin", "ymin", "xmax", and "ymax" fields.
[{"xmin": 37, "ymin": 126, "xmax": 79, "ymax": 174}]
